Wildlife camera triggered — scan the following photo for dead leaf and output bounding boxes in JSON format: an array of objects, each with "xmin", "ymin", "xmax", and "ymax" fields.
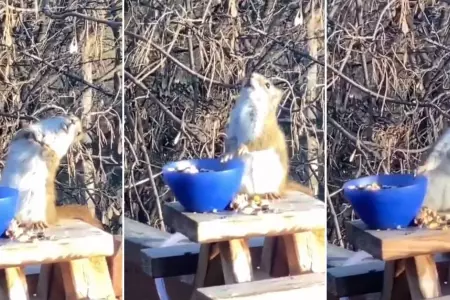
[
  {"xmin": 294, "ymin": 8, "xmax": 303, "ymax": 26},
  {"xmin": 229, "ymin": 0, "xmax": 237, "ymax": 18}
]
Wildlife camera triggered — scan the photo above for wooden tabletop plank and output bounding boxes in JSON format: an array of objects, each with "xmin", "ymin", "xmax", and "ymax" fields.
[
  {"xmin": 0, "ymin": 220, "xmax": 114, "ymax": 268},
  {"xmin": 124, "ymin": 217, "xmax": 171, "ymax": 265},
  {"xmin": 195, "ymin": 272, "xmax": 326, "ymax": 300},
  {"xmin": 163, "ymin": 191, "xmax": 325, "ymax": 243},
  {"xmin": 346, "ymin": 220, "xmax": 450, "ymax": 260}
]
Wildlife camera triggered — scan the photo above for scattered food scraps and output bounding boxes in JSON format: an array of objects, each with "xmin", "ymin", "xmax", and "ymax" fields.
[
  {"xmin": 230, "ymin": 194, "xmax": 275, "ymax": 215},
  {"xmin": 348, "ymin": 182, "xmax": 396, "ymax": 191},
  {"xmin": 167, "ymin": 164, "xmax": 214, "ymax": 174},
  {"xmin": 5, "ymin": 219, "xmax": 48, "ymax": 242},
  {"xmin": 415, "ymin": 206, "xmax": 449, "ymax": 230}
]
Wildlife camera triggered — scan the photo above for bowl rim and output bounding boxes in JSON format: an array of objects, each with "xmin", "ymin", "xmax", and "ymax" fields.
[
  {"xmin": 342, "ymin": 174, "xmax": 427, "ymax": 202},
  {"xmin": 343, "ymin": 173, "xmax": 427, "ymax": 189},
  {"xmin": 162, "ymin": 158, "xmax": 245, "ymax": 176}
]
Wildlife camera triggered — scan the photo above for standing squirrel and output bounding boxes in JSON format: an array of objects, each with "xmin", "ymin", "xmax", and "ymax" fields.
[
  {"xmin": 221, "ymin": 72, "xmax": 313, "ymax": 199},
  {"xmin": 0, "ymin": 114, "xmax": 101, "ymax": 236},
  {"xmin": 417, "ymin": 128, "xmax": 450, "ymax": 212}
]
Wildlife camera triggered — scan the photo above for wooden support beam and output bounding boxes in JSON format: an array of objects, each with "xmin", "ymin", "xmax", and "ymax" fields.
[
  {"xmin": 141, "ymin": 237, "xmax": 264, "ymax": 278},
  {"xmin": 283, "ymin": 229, "xmax": 326, "ymax": 274},
  {"xmin": 36, "ymin": 264, "xmax": 53, "ymax": 300},
  {"xmin": 108, "ymin": 235, "xmax": 124, "ymax": 298},
  {"xmin": 405, "ymin": 255, "xmax": 441, "ymax": 299},
  {"xmin": 59, "ymin": 257, "xmax": 115, "ymax": 300},
  {"xmin": 218, "ymin": 239, "xmax": 253, "ymax": 284},
  {"xmin": 5, "ymin": 267, "xmax": 29, "ymax": 300}
]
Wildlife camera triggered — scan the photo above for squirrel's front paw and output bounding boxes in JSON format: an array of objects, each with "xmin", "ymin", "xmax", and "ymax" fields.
[
  {"xmin": 237, "ymin": 145, "xmax": 249, "ymax": 156},
  {"xmin": 221, "ymin": 152, "xmax": 235, "ymax": 163},
  {"xmin": 5, "ymin": 219, "xmax": 21, "ymax": 239}
]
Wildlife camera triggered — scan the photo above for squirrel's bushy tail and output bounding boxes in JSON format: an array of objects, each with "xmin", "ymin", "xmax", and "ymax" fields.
[
  {"xmin": 283, "ymin": 180, "xmax": 314, "ymax": 196},
  {"xmin": 56, "ymin": 205, "xmax": 103, "ymax": 229}
]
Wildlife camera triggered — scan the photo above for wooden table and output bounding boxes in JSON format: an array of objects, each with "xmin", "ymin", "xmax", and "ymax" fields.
[
  {"xmin": 162, "ymin": 191, "xmax": 326, "ymax": 298},
  {"xmin": 0, "ymin": 220, "xmax": 116, "ymax": 300},
  {"xmin": 346, "ymin": 220, "xmax": 450, "ymax": 300}
]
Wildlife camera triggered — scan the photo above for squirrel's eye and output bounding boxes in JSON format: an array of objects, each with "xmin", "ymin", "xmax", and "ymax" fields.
[{"xmin": 265, "ymin": 82, "xmax": 271, "ymax": 89}]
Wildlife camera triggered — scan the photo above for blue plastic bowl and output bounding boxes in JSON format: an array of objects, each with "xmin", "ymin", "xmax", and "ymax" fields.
[
  {"xmin": 162, "ymin": 158, "xmax": 245, "ymax": 213},
  {"xmin": 0, "ymin": 187, "xmax": 19, "ymax": 236},
  {"xmin": 343, "ymin": 174, "xmax": 428, "ymax": 230}
]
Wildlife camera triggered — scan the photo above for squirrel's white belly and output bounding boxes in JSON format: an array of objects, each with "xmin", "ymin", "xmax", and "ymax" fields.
[
  {"xmin": 0, "ymin": 140, "xmax": 48, "ymax": 223},
  {"xmin": 240, "ymin": 148, "xmax": 284, "ymax": 195},
  {"xmin": 423, "ymin": 163, "xmax": 450, "ymax": 212}
]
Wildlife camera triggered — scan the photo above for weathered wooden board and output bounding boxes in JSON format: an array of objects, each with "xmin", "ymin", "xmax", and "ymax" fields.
[
  {"xmin": 327, "ymin": 261, "xmax": 385, "ymax": 297},
  {"xmin": 163, "ymin": 192, "xmax": 325, "ymax": 243},
  {"xmin": 109, "ymin": 235, "xmax": 123, "ymax": 299},
  {"xmin": 405, "ymin": 255, "xmax": 441, "ymax": 299},
  {"xmin": 0, "ymin": 220, "xmax": 114, "ymax": 268},
  {"xmin": 218, "ymin": 239, "xmax": 253, "ymax": 284},
  {"xmin": 195, "ymin": 272, "xmax": 326, "ymax": 300},
  {"xmin": 124, "ymin": 217, "xmax": 171, "ymax": 265},
  {"xmin": 5, "ymin": 267, "xmax": 29, "ymax": 300},
  {"xmin": 141, "ymin": 239, "xmax": 353, "ymax": 279},
  {"xmin": 327, "ymin": 254, "xmax": 450, "ymax": 298},
  {"xmin": 346, "ymin": 220, "xmax": 450, "ymax": 260},
  {"xmin": 141, "ymin": 237, "xmax": 264, "ymax": 278},
  {"xmin": 327, "ymin": 244, "xmax": 363, "ymax": 267},
  {"xmin": 59, "ymin": 257, "xmax": 116, "ymax": 300}
]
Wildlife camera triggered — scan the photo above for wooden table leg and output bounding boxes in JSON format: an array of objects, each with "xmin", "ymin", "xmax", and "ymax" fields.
[
  {"xmin": 381, "ymin": 260, "xmax": 411, "ymax": 300},
  {"xmin": 37, "ymin": 264, "xmax": 54, "ymax": 299},
  {"xmin": 381, "ymin": 261, "xmax": 396, "ymax": 300},
  {"xmin": 218, "ymin": 238, "xmax": 253, "ymax": 284},
  {"xmin": 4, "ymin": 267, "xmax": 29, "ymax": 300},
  {"xmin": 260, "ymin": 236, "xmax": 289, "ymax": 277},
  {"xmin": 282, "ymin": 229, "xmax": 326, "ymax": 275},
  {"xmin": 59, "ymin": 257, "xmax": 115, "ymax": 300},
  {"xmin": 190, "ymin": 244, "xmax": 224, "ymax": 300},
  {"xmin": 405, "ymin": 255, "xmax": 441, "ymax": 300},
  {"xmin": 192, "ymin": 243, "xmax": 213, "ymax": 292},
  {"xmin": 108, "ymin": 235, "xmax": 124, "ymax": 299},
  {"xmin": 261, "ymin": 237, "xmax": 276, "ymax": 274}
]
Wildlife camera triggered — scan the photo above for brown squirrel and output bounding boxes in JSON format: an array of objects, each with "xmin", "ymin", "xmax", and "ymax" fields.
[
  {"xmin": 1, "ymin": 114, "xmax": 102, "ymax": 238},
  {"xmin": 417, "ymin": 128, "xmax": 450, "ymax": 212},
  {"xmin": 221, "ymin": 72, "xmax": 313, "ymax": 199}
]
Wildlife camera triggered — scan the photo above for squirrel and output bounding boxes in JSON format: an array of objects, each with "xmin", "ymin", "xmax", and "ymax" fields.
[
  {"xmin": 416, "ymin": 128, "xmax": 450, "ymax": 212},
  {"xmin": 221, "ymin": 72, "xmax": 313, "ymax": 199},
  {"xmin": 0, "ymin": 114, "xmax": 102, "ymax": 236}
]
